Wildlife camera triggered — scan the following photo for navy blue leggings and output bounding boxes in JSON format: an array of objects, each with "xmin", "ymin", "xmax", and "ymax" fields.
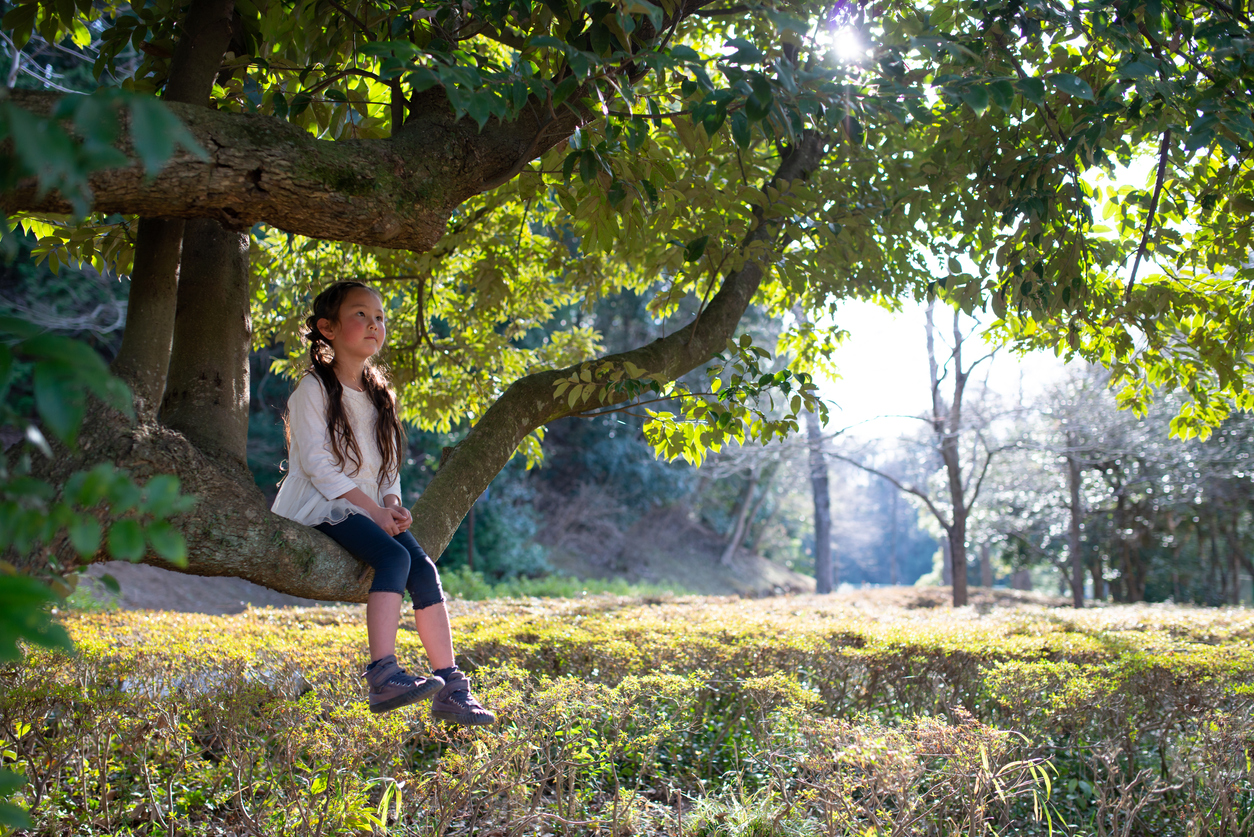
[{"xmin": 315, "ymin": 514, "xmax": 445, "ymax": 610}]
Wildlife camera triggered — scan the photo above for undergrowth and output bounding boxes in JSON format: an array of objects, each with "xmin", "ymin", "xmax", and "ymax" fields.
[{"xmin": 1, "ymin": 595, "xmax": 1252, "ymax": 835}]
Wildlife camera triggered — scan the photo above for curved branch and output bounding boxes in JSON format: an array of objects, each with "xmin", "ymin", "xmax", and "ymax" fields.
[{"xmin": 409, "ymin": 132, "xmax": 829, "ymax": 557}]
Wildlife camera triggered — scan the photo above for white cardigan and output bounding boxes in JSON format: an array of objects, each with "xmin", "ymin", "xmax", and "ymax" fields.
[{"xmin": 271, "ymin": 374, "xmax": 402, "ymax": 527}]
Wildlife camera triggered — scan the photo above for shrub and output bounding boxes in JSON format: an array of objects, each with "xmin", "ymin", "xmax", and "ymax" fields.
[{"xmin": 0, "ymin": 596, "xmax": 1250, "ymax": 835}]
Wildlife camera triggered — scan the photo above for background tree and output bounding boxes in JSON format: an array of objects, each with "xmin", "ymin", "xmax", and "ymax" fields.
[{"xmin": 831, "ymin": 303, "xmax": 1014, "ymax": 605}]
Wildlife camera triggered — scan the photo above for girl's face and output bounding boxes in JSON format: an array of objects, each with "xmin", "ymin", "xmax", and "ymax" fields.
[{"xmin": 318, "ymin": 287, "xmax": 386, "ymax": 365}]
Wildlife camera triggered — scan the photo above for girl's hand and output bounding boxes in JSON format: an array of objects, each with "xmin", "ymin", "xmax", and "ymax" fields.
[
  {"xmin": 368, "ymin": 504, "xmax": 401, "ymax": 536},
  {"xmin": 389, "ymin": 506, "xmax": 412, "ymax": 533}
]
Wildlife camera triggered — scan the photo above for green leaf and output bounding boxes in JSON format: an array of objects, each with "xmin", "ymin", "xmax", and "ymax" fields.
[
  {"xmin": 1, "ymin": 4, "xmax": 37, "ymax": 50},
  {"xmin": 32, "ymin": 360, "xmax": 84, "ymax": 444},
  {"xmin": 0, "ymin": 575, "xmax": 73, "ymax": 662},
  {"xmin": 986, "ymin": 79, "xmax": 1015, "ymax": 111},
  {"xmin": 127, "ymin": 97, "xmax": 209, "ymax": 176},
  {"xmin": 684, "ymin": 235, "xmax": 709, "ymax": 262},
  {"xmin": 552, "ymin": 76, "xmax": 580, "ymax": 106},
  {"xmin": 1014, "ymin": 77, "xmax": 1045, "ymax": 106},
  {"xmin": 107, "ymin": 519, "xmax": 145, "ymax": 562},
  {"xmin": 1046, "ymin": 73, "xmax": 1093, "ymax": 101},
  {"xmin": 68, "ymin": 516, "xmax": 101, "ymax": 557},
  {"xmin": 723, "ymin": 38, "xmax": 763, "ymax": 64},
  {"xmin": 1118, "ymin": 60, "xmax": 1157, "ymax": 79},
  {"xmin": 958, "ymin": 85, "xmax": 989, "ymax": 116},
  {"xmin": 140, "ymin": 474, "xmax": 189, "ymax": 517},
  {"xmin": 730, "ymin": 110, "xmax": 750, "ymax": 148},
  {"xmin": 97, "ymin": 573, "xmax": 120, "ymax": 594}
]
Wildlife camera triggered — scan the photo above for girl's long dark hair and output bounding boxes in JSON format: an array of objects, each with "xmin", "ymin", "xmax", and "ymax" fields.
[{"xmin": 296, "ymin": 281, "xmax": 405, "ymax": 492}]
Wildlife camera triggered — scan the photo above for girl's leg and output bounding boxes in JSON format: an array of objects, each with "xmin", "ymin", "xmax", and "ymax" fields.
[
  {"xmin": 315, "ymin": 515, "xmax": 412, "ymax": 663},
  {"xmin": 413, "ymin": 603, "xmax": 455, "ymax": 670},
  {"xmin": 392, "ymin": 531, "xmax": 495, "ymax": 725},
  {"xmin": 390, "ymin": 530, "xmax": 455, "ymax": 669},
  {"xmin": 366, "ymin": 591, "xmax": 404, "ymax": 661}
]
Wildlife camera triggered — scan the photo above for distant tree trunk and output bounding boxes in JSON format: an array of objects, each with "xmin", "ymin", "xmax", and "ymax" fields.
[
  {"xmin": 927, "ymin": 303, "xmax": 968, "ymax": 606},
  {"xmin": 980, "ymin": 542, "xmax": 992, "ymax": 588},
  {"xmin": 720, "ymin": 467, "xmax": 761, "ymax": 566},
  {"xmin": 806, "ymin": 410, "xmax": 833, "ymax": 593},
  {"xmin": 941, "ymin": 537, "xmax": 953, "ymax": 587},
  {"xmin": 1091, "ymin": 551, "xmax": 1104, "ymax": 602},
  {"xmin": 1010, "ymin": 568, "xmax": 1032, "ymax": 590},
  {"xmin": 1066, "ymin": 442, "xmax": 1084, "ymax": 608},
  {"xmin": 888, "ymin": 490, "xmax": 899, "ymax": 585},
  {"xmin": 731, "ymin": 463, "xmax": 776, "ymax": 560}
]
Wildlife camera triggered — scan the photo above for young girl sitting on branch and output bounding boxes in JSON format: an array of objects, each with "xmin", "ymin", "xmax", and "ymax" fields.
[{"xmin": 272, "ymin": 281, "xmax": 494, "ymax": 724}]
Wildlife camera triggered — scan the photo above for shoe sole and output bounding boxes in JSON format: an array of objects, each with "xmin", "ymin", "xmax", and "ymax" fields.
[
  {"xmin": 369, "ymin": 678, "xmax": 444, "ymax": 714},
  {"xmin": 432, "ymin": 709, "xmax": 496, "ymax": 726}
]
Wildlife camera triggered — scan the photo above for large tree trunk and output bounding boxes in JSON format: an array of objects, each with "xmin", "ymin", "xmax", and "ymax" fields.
[
  {"xmin": 109, "ymin": 0, "xmax": 238, "ymax": 420},
  {"xmin": 110, "ymin": 218, "xmax": 184, "ymax": 419},
  {"xmin": 805, "ymin": 409, "xmax": 834, "ymax": 593},
  {"xmin": 1066, "ymin": 442, "xmax": 1084, "ymax": 608},
  {"xmin": 159, "ymin": 220, "xmax": 252, "ymax": 466}
]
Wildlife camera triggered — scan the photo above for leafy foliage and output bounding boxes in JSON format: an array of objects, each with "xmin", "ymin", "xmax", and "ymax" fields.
[
  {"xmin": 8, "ymin": 0, "xmax": 1254, "ymax": 469},
  {"xmin": 0, "ymin": 311, "xmax": 196, "ymax": 828}
]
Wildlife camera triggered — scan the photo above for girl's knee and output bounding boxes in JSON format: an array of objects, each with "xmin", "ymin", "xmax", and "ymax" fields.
[
  {"xmin": 407, "ymin": 553, "xmax": 445, "ymax": 610},
  {"xmin": 369, "ymin": 542, "xmax": 412, "ymax": 594}
]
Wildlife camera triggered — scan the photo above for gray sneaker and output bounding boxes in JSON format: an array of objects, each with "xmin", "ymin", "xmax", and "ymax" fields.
[
  {"xmin": 363, "ymin": 655, "xmax": 444, "ymax": 714},
  {"xmin": 431, "ymin": 669, "xmax": 496, "ymax": 726}
]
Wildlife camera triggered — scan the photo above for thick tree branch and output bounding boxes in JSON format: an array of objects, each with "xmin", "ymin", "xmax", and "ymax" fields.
[{"xmin": 2, "ymin": 88, "xmax": 583, "ymax": 252}]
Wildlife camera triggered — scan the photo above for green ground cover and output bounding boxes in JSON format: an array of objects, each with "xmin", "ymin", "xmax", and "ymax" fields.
[{"xmin": 2, "ymin": 591, "xmax": 1251, "ymax": 835}]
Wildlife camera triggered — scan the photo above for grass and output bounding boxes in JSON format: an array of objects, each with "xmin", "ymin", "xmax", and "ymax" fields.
[{"xmin": 2, "ymin": 589, "xmax": 1252, "ymax": 835}]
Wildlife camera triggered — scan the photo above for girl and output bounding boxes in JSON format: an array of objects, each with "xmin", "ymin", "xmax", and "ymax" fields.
[{"xmin": 272, "ymin": 281, "xmax": 494, "ymax": 724}]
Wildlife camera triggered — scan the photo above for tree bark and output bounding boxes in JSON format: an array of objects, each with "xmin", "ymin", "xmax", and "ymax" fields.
[
  {"xmin": 805, "ymin": 409, "xmax": 834, "ymax": 593},
  {"xmin": 159, "ymin": 219, "xmax": 253, "ymax": 466},
  {"xmin": 1091, "ymin": 550, "xmax": 1104, "ymax": 602},
  {"xmin": 927, "ymin": 302, "xmax": 969, "ymax": 606},
  {"xmin": 111, "ymin": 218, "xmax": 184, "ymax": 420},
  {"xmin": 1066, "ymin": 441, "xmax": 1084, "ymax": 608},
  {"xmin": 980, "ymin": 541, "xmax": 992, "ymax": 588},
  {"xmin": 3, "ymin": 87, "xmax": 582, "ymax": 253},
  {"xmin": 740, "ymin": 463, "xmax": 776, "ymax": 556}
]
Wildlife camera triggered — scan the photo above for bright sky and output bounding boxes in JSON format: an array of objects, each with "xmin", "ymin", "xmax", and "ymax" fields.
[{"xmin": 818, "ymin": 299, "xmax": 1068, "ymax": 440}]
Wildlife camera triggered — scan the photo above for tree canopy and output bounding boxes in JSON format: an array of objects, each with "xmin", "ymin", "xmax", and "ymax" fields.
[{"xmin": 3, "ymin": 0, "xmax": 1254, "ymax": 597}]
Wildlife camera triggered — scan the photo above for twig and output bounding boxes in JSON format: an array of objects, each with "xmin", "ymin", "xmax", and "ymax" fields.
[
  {"xmin": 1124, "ymin": 129, "xmax": 1171, "ymax": 302},
  {"xmin": 324, "ymin": 0, "xmax": 373, "ymax": 38}
]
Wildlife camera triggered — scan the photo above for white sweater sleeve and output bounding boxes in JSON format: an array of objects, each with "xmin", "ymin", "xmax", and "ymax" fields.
[
  {"xmin": 289, "ymin": 376, "xmax": 359, "ymax": 501},
  {"xmin": 382, "ymin": 465, "xmax": 402, "ymax": 503}
]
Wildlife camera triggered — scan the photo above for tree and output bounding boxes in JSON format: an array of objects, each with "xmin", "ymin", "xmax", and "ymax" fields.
[
  {"xmin": 6, "ymin": 1, "xmax": 1254, "ymax": 600},
  {"xmin": 831, "ymin": 304, "xmax": 1012, "ymax": 605}
]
